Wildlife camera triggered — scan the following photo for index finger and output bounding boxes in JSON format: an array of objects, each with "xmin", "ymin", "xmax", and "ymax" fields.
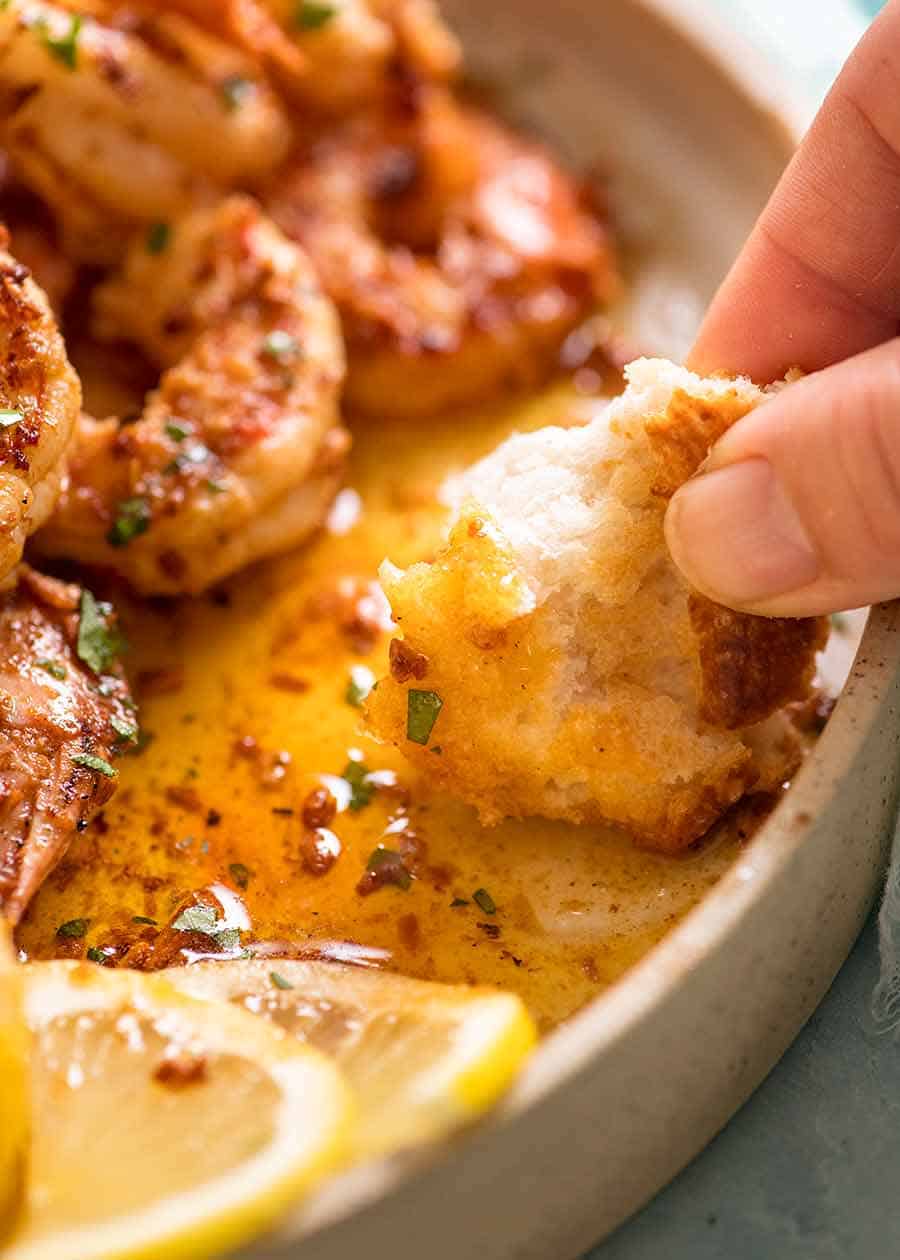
[{"xmin": 691, "ymin": 0, "xmax": 900, "ymax": 381}]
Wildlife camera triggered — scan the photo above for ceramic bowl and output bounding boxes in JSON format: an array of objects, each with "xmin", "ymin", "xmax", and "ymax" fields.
[{"xmin": 244, "ymin": 3, "xmax": 900, "ymax": 1257}]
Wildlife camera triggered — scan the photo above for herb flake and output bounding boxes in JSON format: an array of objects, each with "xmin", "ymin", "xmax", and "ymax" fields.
[
  {"xmin": 228, "ymin": 862, "xmax": 252, "ymax": 891},
  {"xmin": 111, "ymin": 715, "xmax": 139, "ymax": 744},
  {"xmin": 262, "ymin": 330, "xmax": 301, "ymax": 361},
  {"xmin": 345, "ymin": 665, "xmax": 375, "ymax": 708},
  {"xmin": 107, "ymin": 496, "xmax": 151, "ymax": 547},
  {"xmin": 146, "ymin": 221, "xmax": 171, "ymax": 254},
  {"xmin": 171, "ymin": 903, "xmax": 242, "ymax": 952},
  {"xmin": 77, "ymin": 590, "xmax": 124, "ymax": 675},
  {"xmin": 40, "ymin": 12, "xmax": 82, "ymax": 68},
  {"xmin": 406, "ymin": 689, "xmax": 443, "ymax": 745},
  {"xmin": 56, "ymin": 918, "xmax": 89, "ymax": 939},
  {"xmin": 294, "ymin": 1, "xmax": 336, "ymax": 31},
  {"xmin": 341, "ymin": 759, "xmax": 374, "ymax": 811},
  {"xmin": 36, "ymin": 658, "xmax": 66, "ymax": 680},
  {"xmin": 221, "ymin": 74, "xmax": 254, "ymax": 111},
  {"xmin": 473, "ymin": 887, "xmax": 496, "ymax": 915},
  {"xmin": 72, "ymin": 753, "xmax": 118, "ymax": 779},
  {"xmin": 270, "ymin": 971, "xmax": 294, "ymax": 990}
]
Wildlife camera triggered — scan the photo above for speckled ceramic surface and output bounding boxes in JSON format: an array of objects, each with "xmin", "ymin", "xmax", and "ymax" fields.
[{"xmin": 239, "ymin": 3, "xmax": 900, "ymax": 1257}]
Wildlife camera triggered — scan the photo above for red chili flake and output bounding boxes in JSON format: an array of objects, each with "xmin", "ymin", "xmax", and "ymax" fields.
[
  {"xmin": 137, "ymin": 667, "xmax": 185, "ymax": 697},
  {"xmin": 389, "ymin": 638, "xmax": 428, "ymax": 682},
  {"xmin": 300, "ymin": 827, "xmax": 341, "ymax": 876},
  {"xmin": 165, "ymin": 785, "xmax": 204, "ymax": 813},
  {"xmin": 356, "ymin": 847, "xmax": 412, "ymax": 896},
  {"xmin": 301, "ymin": 786, "xmax": 337, "ymax": 830},
  {"xmin": 477, "ymin": 922, "xmax": 501, "ymax": 940},
  {"xmin": 396, "ymin": 912, "xmax": 421, "ymax": 951},
  {"xmin": 269, "ymin": 672, "xmax": 310, "ymax": 693},
  {"xmin": 153, "ymin": 1051, "xmax": 208, "ymax": 1089}
]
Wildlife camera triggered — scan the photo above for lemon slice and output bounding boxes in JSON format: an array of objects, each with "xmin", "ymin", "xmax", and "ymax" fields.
[
  {"xmin": 167, "ymin": 960, "xmax": 536, "ymax": 1157},
  {"xmin": 0, "ymin": 923, "xmax": 27, "ymax": 1240},
  {"xmin": 4, "ymin": 962, "xmax": 351, "ymax": 1260}
]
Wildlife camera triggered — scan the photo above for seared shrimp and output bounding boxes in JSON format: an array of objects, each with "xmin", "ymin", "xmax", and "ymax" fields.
[
  {"xmin": 265, "ymin": 86, "xmax": 618, "ymax": 418},
  {"xmin": 0, "ymin": 0, "xmax": 291, "ymax": 262},
  {"xmin": 158, "ymin": 0, "xmax": 459, "ymax": 114},
  {"xmin": 37, "ymin": 196, "xmax": 348, "ymax": 596},
  {"xmin": 0, "ymin": 227, "xmax": 80, "ymax": 584},
  {"xmin": 0, "ymin": 565, "xmax": 135, "ymax": 924},
  {"xmin": 0, "ymin": 168, "xmax": 75, "ymax": 315}
]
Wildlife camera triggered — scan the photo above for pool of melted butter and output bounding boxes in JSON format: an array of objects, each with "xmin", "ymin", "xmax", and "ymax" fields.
[{"xmin": 16, "ymin": 379, "xmax": 763, "ymax": 1032}]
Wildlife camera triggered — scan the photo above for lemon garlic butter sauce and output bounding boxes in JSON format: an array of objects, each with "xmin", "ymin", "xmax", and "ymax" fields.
[{"xmin": 17, "ymin": 380, "xmax": 763, "ymax": 1032}]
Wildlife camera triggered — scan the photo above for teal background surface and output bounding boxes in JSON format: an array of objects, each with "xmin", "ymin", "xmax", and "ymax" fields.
[{"xmin": 584, "ymin": 2, "xmax": 896, "ymax": 1258}]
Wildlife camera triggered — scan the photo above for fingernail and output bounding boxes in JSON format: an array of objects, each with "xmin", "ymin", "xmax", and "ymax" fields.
[{"xmin": 665, "ymin": 458, "xmax": 820, "ymax": 606}]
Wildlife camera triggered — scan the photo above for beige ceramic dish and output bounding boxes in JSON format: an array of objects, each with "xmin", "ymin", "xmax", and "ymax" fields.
[{"xmin": 241, "ymin": 3, "xmax": 900, "ymax": 1257}]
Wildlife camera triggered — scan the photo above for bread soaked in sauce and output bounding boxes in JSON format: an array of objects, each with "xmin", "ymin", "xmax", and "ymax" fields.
[{"xmin": 15, "ymin": 382, "xmax": 780, "ymax": 1031}]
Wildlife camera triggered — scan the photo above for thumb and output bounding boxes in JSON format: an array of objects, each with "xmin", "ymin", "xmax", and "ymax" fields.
[{"xmin": 664, "ymin": 340, "xmax": 900, "ymax": 617}]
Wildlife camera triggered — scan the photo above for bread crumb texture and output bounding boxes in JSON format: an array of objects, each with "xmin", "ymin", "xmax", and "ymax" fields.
[{"xmin": 367, "ymin": 359, "xmax": 827, "ymax": 851}]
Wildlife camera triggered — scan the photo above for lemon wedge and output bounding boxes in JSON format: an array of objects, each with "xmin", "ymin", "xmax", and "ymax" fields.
[
  {"xmin": 0, "ymin": 923, "xmax": 27, "ymax": 1240},
  {"xmin": 3, "ymin": 962, "xmax": 351, "ymax": 1260},
  {"xmin": 167, "ymin": 960, "xmax": 536, "ymax": 1157}
]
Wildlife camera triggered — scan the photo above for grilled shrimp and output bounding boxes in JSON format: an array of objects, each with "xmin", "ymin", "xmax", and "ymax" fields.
[
  {"xmin": 36, "ymin": 196, "xmax": 348, "ymax": 596},
  {"xmin": 265, "ymin": 85, "xmax": 618, "ymax": 418},
  {"xmin": 157, "ymin": 0, "xmax": 460, "ymax": 114},
  {"xmin": 0, "ymin": 0, "xmax": 291, "ymax": 262},
  {"xmin": 0, "ymin": 565, "xmax": 135, "ymax": 925},
  {"xmin": 0, "ymin": 227, "xmax": 80, "ymax": 584}
]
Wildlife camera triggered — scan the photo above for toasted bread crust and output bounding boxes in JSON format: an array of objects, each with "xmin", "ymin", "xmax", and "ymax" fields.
[
  {"xmin": 689, "ymin": 595, "xmax": 828, "ymax": 730},
  {"xmin": 368, "ymin": 359, "xmax": 828, "ymax": 851}
]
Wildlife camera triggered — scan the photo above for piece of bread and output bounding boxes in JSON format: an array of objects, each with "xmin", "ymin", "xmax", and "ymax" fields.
[{"xmin": 367, "ymin": 358, "xmax": 827, "ymax": 851}]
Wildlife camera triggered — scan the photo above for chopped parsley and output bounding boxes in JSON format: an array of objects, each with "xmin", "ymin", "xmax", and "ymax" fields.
[
  {"xmin": 77, "ymin": 589, "xmax": 124, "ymax": 675},
  {"xmin": 132, "ymin": 915, "xmax": 158, "ymax": 926},
  {"xmin": 450, "ymin": 897, "xmax": 469, "ymax": 908},
  {"xmin": 220, "ymin": 74, "xmax": 254, "ymax": 111},
  {"xmin": 472, "ymin": 887, "xmax": 496, "ymax": 915},
  {"xmin": 345, "ymin": 664, "xmax": 375, "ymax": 708},
  {"xmin": 86, "ymin": 945, "xmax": 112, "ymax": 966},
  {"xmin": 294, "ymin": 1, "xmax": 337, "ymax": 31},
  {"xmin": 107, "ymin": 496, "xmax": 151, "ymax": 547},
  {"xmin": 165, "ymin": 421, "xmax": 190, "ymax": 443},
  {"xmin": 56, "ymin": 918, "xmax": 89, "ymax": 939},
  {"xmin": 146, "ymin": 221, "xmax": 171, "ymax": 254},
  {"xmin": 269, "ymin": 971, "xmax": 294, "ymax": 991},
  {"xmin": 206, "ymin": 479, "xmax": 226, "ymax": 495},
  {"xmin": 171, "ymin": 903, "xmax": 241, "ymax": 951},
  {"xmin": 36, "ymin": 658, "xmax": 66, "ymax": 680},
  {"xmin": 341, "ymin": 759, "xmax": 374, "ymax": 811},
  {"xmin": 72, "ymin": 753, "xmax": 118, "ymax": 778},
  {"xmin": 262, "ymin": 330, "xmax": 301, "ymax": 361},
  {"xmin": 0, "ymin": 409, "xmax": 22, "ymax": 427},
  {"xmin": 110, "ymin": 715, "xmax": 139, "ymax": 744},
  {"xmin": 166, "ymin": 442, "xmax": 211, "ymax": 474},
  {"xmin": 228, "ymin": 862, "xmax": 252, "ymax": 891},
  {"xmin": 39, "ymin": 12, "xmax": 82, "ymax": 69},
  {"xmin": 406, "ymin": 689, "xmax": 443, "ymax": 745}
]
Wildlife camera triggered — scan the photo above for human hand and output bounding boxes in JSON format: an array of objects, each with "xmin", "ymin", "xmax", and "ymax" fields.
[{"xmin": 664, "ymin": 0, "xmax": 900, "ymax": 617}]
